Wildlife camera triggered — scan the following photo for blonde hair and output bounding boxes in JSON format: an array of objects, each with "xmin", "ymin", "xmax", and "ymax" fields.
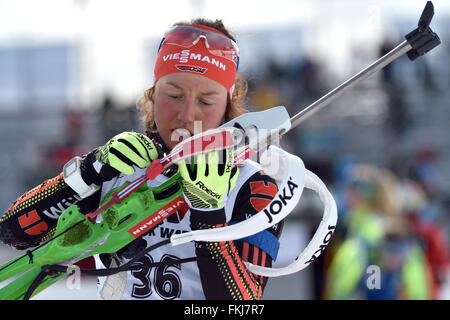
[{"xmin": 351, "ymin": 164, "xmax": 399, "ymax": 216}]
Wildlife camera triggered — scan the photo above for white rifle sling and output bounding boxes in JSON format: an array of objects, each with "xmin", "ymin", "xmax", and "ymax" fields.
[
  {"xmin": 245, "ymin": 169, "xmax": 338, "ymax": 277},
  {"xmin": 170, "ymin": 146, "xmax": 306, "ymax": 245}
]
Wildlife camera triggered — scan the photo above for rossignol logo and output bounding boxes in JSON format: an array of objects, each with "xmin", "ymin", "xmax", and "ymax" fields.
[
  {"xmin": 263, "ymin": 176, "xmax": 298, "ymax": 223},
  {"xmin": 164, "ymin": 49, "xmax": 226, "ymax": 71},
  {"xmin": 304, "ymin": 224, "xmax": 336, "ymax": 265},
  {"xmin": 196, "ymin": 181, "xmax": 221, "ymax": 199},
  {"xmin": 176, "ymin": 65, "xmax": 207, "ymax": 74}
]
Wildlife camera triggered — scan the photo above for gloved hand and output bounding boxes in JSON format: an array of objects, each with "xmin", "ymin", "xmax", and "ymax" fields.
[
  {"xmin": 178, "ymin": 149, "xmax": 239, "ymax": 209},
  {"xmin": 95, "ymin": 132, "xmax": 160, "ymax": 176}
]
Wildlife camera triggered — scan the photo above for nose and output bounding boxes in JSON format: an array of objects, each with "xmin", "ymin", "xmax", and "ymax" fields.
[{"xmin": 177, "ymin": 96, "xmax": 197, "ymax": 126}]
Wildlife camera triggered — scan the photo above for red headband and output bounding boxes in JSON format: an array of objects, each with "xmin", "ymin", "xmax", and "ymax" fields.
[{"xmin": 153, "ymin": 25, "xmax": 237, "ymax": 97}]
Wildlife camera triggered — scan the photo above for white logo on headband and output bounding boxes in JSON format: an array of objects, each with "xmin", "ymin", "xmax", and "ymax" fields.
[{"xmin": 163, "ymin": 49, "xmax": 226, "ymax": 71}]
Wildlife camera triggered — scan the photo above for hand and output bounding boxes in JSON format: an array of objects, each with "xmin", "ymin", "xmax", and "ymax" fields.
[
  {"xmin": 95, "ymin": 132, "xmax": 160, "ymax": 176},
  {"xmin": 178, "ymin": 148, "xmax": 239, "ymax": 209}
]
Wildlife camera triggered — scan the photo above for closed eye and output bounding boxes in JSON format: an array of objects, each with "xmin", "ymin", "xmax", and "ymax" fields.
[{"xmin": 200, "ymin": 100, "xmax": 213, "ymax": 106}]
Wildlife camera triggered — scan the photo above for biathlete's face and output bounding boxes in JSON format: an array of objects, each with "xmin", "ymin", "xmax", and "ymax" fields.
[{"xmin": 154, "ymin": 72, "xmax": 228, "ymax": 150}]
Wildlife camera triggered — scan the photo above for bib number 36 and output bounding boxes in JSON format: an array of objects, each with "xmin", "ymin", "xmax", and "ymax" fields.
[{"xmin": 131, "ymin": 254, "xmax": 182, "ymax": 300}]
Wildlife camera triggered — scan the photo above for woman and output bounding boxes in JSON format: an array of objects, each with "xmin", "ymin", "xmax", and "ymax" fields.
[{"xmin": 0, "ymin": 18, "xmax": 283, "ymax": 300}]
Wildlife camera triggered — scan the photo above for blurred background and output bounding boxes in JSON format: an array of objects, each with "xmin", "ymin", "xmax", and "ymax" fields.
[{"xmin": 0, "ymin": 0, "xmax": 449, "ymax": 300}]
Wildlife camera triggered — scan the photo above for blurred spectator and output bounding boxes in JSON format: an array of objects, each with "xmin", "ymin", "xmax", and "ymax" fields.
[
  {"xmin": 99, "ymin": 95, "xmax": 140, "ymax": 141},
  {"xmin": 378, "ymin": 38, "xmax": 410, "ymax": 136},
  {"xmin": 27, "ymin": 109, "xmax": 92, "ymax": 181},
  {"xmin": 397, "ymin": 178, "xmax": 450, "ymax": 299},
  {"xmin": 408, "ymin": 146, "xmax": 440, "ymax": 197},
  {"xmin": 323, "ymin": 164, "xmax": 433, "ymax": 300},
  {"xmin": 47, "ymin": 109, "xmax": 88, "ymax": 169},
  {"xmin": 267, "ymin": 58, "xmax": 287, "ymax": 81},
  {"xmin": 297, "ymin": 56, "xmax": 325, "ymax": 100}
]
